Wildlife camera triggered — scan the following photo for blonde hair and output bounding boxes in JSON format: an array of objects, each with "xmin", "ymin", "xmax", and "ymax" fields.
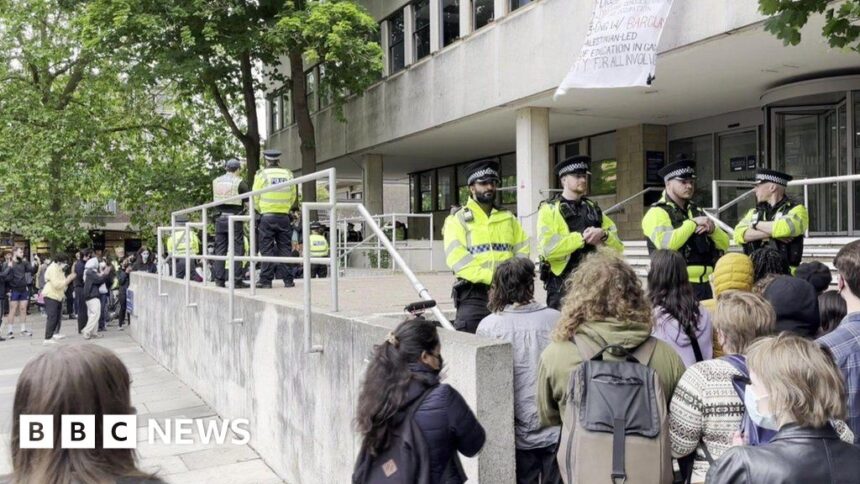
[
  {"xmin": 713, "ymin": 291, "xmax": 776, "ymax": 354},
  {"xmin": 553, "ymin": 249, "xmax": 652, "ymax": 341},
  {"xmin": 746, "ymin": 333, "xmax": 846, "ymax": 428}
]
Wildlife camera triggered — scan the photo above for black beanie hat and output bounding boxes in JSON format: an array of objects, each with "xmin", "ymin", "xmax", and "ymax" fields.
[
  {"xmin": 795, "ymin": 262, "xmax": 832, "ymax": 294},
  {"xmin": 763, "ymin": 275, "xmax": 821, "ymax": 339}
]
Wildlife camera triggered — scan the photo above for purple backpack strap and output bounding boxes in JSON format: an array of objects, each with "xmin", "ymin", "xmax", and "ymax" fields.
[{"xmin": 719, "ymin": 354, "xmax": 777, "ymax": 446}]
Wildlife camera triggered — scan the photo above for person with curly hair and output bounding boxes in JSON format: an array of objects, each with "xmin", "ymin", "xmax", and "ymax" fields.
[
  {"xmin": 536, "ymin": 249, "xmax": 686, "ymax": 428},
  {"xmin": 749, "ymin": 246, "xmax": 790, "ymax": 283}
]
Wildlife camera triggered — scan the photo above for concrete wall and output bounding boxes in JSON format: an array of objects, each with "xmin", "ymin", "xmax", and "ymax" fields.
[{"xmin": 129, "ymin": 273, "xmax": 515, "ymax": 483}]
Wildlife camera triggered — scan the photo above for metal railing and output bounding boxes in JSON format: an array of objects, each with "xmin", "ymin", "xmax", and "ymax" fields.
[
  {"xmin": 604, "ymin": 187, "xmax": 663, "ymax": 215},
  {"xmin": 336, "ymin": 213, "xmax": 434, "ymax": 272},
  {"xmin": 156, "ymin": 168, "xmax": 453, "ymax": 355}
]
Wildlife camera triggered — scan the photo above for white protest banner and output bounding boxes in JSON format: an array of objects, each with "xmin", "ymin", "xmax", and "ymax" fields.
[{"xmin": 555, "ymin": 0, "xmax": 674, "ymax": 96}]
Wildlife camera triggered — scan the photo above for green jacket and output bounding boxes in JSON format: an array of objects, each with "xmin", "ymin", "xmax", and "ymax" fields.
[{"xmin": 537, "ymin": 318, "xmax": 686, "ymax": 428}]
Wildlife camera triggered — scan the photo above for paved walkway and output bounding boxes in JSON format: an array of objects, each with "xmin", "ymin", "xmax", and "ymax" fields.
[{"xmin": 0, "ymin": 314, "xmax": 283, "ymax": 483}]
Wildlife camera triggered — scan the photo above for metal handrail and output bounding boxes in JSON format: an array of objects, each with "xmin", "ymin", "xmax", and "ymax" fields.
[
  {"xmin": 156, "ymin": 168, "xmax": 453, "ymax": 355},
  {"xmin": 337, "ymin": 212, "xmax": 435, "ymax": 272},
  {"xmin": 605, "ymin": 187, "xmax": 663, "ymax": 215}
]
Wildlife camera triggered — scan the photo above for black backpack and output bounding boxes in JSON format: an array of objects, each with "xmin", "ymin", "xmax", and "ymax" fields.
[{"xmin": 352, "ymin": 386, "xmax": 436, "ymax": 484}]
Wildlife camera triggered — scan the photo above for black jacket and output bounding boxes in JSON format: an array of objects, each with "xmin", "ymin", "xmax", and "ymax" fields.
[
  {"xmin": 84, "ymin": 269, "xmax": 108, "ymax": 301},
  {"xmin": 118, "ymin": 271, "xmax": 130, "ymax": 294},
  {"xmin": 7, "ymin": 260, "xmax": 33, "ymax": 291},
  {"xmin": 405, "ymin": 364, "xmax": 486, "ymax": 484},
  {"xmin": 705, "ymin": 424, "xmax": 860, "ymax": 484},
  {"xmin": 74, "ymin": 260, "xmax": 86, "ymax": 288}
]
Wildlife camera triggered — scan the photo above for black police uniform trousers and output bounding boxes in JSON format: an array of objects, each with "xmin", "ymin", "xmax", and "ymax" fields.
[
  {"xmin": 544, "ymin": 274, "xmax": 567, "ymax": 311},
  {"xmin": 213, "ymin": 214, "xmax": 245, "ymax": 283},
  {"xmin": 173, "ymin": 258, "xmax": 188, "ymax": 280},
  {"xmin": 453, "ymin": 281, "xmax": 490, "ymax": 334},
  {"xmin": 259, "ymin": 213, "xmax": 294, "ymax": 284}
]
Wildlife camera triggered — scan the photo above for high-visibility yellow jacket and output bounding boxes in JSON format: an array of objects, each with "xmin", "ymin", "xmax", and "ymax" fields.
[
  {"xmin": 309, "ymin": 233, "xmax": 330, "ymax": 257},
  {"xmin": 443, "ymin": 197, "xmax": 530, "ymax": 285},
  {"xmin": 252, "ymin": 166, "xmax": 297, "ymax": 214},
  {"xmin": 642, "ymin": 192, "xmax": 729, "ymax": 283},
  {"xmin": 212, "ymin": 173, "xmax": 243, "ymax": 206},
  {"xmin": 166, "ymin": 230, "xmax": 201, "ymax": 256},
  {"xmin": 537, "ymin": 196, "xmax": 624, "ymax": 276},
  {"xmin": 734, "ymin": 197, "xmax": 808, "ymax": 269}
]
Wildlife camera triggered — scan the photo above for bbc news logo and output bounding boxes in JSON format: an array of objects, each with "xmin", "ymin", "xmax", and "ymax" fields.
[{"xmin": 20, "ymin": 415, "xmax": 251, "ymax": 449}]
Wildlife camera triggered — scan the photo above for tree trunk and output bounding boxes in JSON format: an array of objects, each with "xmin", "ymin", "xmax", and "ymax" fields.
[
  {"xmin": 239, "ymin": 51, "xmax": 261, "ymax": 184},
  {"xmin": 288, "ymin": 48, "xmax": 317, "ymax": 207}
]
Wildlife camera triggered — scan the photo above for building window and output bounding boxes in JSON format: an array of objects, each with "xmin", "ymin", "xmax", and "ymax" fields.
[
  {"xmin": 474, "ymin": 0, "xmax": 493, "ymax": 30},
  {"xmin": 510, "ymin": 0, "xmax": 530, "ymax": 11},
  {"xmin": 414, "ymin": 0, "xmax": 431, "ymax": 61},
  {"xmin": 318, "ymin": 65, "xmax": 332, "ymax": 108},
  {"xmin": 437, "ymin": 167, "xmax": 454, "ymax": 210},
  {"xmin": 283, "ymin": 91, "xmax": 292, "ymax": 126},
  {"xmin": 269, "ymin": 97, "xmax": 278, "ymax": 133},
  {"xmin": 442, "ymin": 0, "xmax": 460, "ymax": 47},
  {"xmin": 306, "ymin": 69, "xmax": 318, "ymax": 114},
  {"xmin": 419, "ymin": 172, "xmax": 434, "ymax": 212},
  {"xmin": 389, "ymin": 10, "xmax": 406, "ymax": 74},
  {"xmin": 457, "ymin": 163, "xmax": 470, "ymax": 206},
  {"xmin": 589, "ymin": 132, "xmax": 617, "ymax": 196},
  {"xmin": 500, "ymin": 154, "xmax": 516, "ymax": 205}
]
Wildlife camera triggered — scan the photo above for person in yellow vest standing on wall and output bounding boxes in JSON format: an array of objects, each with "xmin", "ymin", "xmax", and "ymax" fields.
[
  {"xmin": 166, "ymin": 214, "xmax": 201, "ymax": 280},
  {"xmin": 733, "ymin": 168, "xmax": 809, "ymax": 273},
  {"xmin": 443, "ymin": 159, "xmax": 529, "ymax": 333},
  {"xmin": 309, "ymin": 222, "xmax": 329, "ymax": 278},
  {"xmin": 212, "ymin": 158, "xmax": 250, "ymax": 288},
  {"xmin": 537, "ymin": 155, "xmax": 624, "ymax": 310},
  {"xmin": 253, "ymin": 149, "xmax": 298, "ymax": 289},
  {"xmin": 642, "ymin": 156, "xmax": 729, "ymax": 300}
]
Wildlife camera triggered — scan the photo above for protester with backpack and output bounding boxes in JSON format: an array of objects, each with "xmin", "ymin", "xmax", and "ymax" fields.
[
  {"xmin": 706, "ymin": 334, "xmax": 860, "ymax": 483},
  {"xmin": 537, "ymin": 250, "xmax": 685, "ymax": 484},
  {"xmin": 353, "ymin": 318, "xmax": 485, "ymax": 484},
  {"xmin": 476, "ymin": 258, "xmax": 561, "ymax": 484},
  {"xmin": 648, "ymin": 250, "xmax": 714, "ymax": 367}
]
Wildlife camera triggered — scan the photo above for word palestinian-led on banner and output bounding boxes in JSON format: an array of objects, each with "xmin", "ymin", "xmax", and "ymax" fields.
[{"xmin": 555, "ymin": 0, "xmax": 674, "ymax": 96}]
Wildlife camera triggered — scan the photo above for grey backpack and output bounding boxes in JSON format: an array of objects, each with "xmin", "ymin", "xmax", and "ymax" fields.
[{"xmin": 557, "ymin": 337, "xmax": 672, "ymax": 484}]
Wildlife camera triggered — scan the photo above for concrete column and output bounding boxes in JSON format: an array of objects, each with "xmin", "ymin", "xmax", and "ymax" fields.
[
  {"xmin": 460, "ymin": 0, "xmax": 473, "ymax": 38},
  {"xmin": 515, "ymin": 107, "xmax": 550, "ymax": 251},
  {"xmin": 404, "ymin": 5, "xmax": 416, "ymax": 67},
  {"xmin": 362, "ymin": 154, "xmax": 384, "ymax": 215},
  {"xmin": 380, "ymin": 21, "xmax": 390, "ymax": 77},
  {"xmin": 612, "ymin": 124, "xmax": 667, "ymax": 240},
  {"xmin": 494, "ymin": 0, "xmax": 508, "ymax": 23},
  {"xmin": 430, "ymin": 0, "xmax": 442, "ymax": 53}
]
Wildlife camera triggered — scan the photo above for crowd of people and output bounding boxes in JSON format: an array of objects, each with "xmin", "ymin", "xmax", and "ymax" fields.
[
  {"xmin": 354, "ymin": 240, "xmax": 860, "ymax": 484},
  {"xmin": 0, "ymin": 246, "xmax": 147, "ymax": 346}
]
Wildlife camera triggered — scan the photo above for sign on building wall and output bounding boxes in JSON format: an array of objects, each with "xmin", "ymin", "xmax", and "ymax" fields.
[{"xmin": 555, "ymin": 0, "xmax": 675, "ymax": 95}]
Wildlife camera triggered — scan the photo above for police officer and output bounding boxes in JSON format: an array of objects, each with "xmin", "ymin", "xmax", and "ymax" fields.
[
  {"xmin": 642, "ymin": 156, "xmax": 729, "ymax": 300},
  {"xmin": 212, "ymin": 158, "xmax": 250, "ymax": 288},
  {"xmin": 443, "ymin": 159, "xmax": 529, "ymax": 333},
  {"xmin": 537, "ymin": 155, "xmax": 624, "ymax": 310},
  {"xmin": 308, "ymin": 222, "xmax": 329, "ymax": 278},
  {"xmin": 253, "ymin": 149, "xmax": 298, "ymax": 288},
  {"xmin": 734, "ymin": 168, "xmax": 808, "ymax": 273},
  {"xmin": 166, "ymin": 214, "xmax": 201, "ymax": 280}
]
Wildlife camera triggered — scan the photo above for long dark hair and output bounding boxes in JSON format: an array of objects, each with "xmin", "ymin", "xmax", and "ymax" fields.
[
  {"xmin": 648, "ymin": 250, "xmax": 701, "ymax": 337},
  {"xmin": 356, "ymin": 319, "xmax": 440, "ymax": 457},
  {"xmin": 488, "ymin": 257, "xmax": 535, "ymax": 313},
  {"xmin": 11, "ymin": 344, "xmax": 158, "ymax": 484}
]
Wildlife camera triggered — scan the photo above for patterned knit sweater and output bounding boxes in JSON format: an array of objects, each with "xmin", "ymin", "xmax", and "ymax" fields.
[{"xmin": 670, "ymin": 358, "xmax": 855, "ymax": 480}]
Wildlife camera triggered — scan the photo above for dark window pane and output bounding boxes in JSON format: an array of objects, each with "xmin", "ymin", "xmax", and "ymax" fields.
[
  {"xmin": 420, "ymin": 172, "xmax": 434, "ymax": 212},
  {"xmin": 414, "ymin": 0, "xmax": 431, "ymax": 60},
  {"xmin": 438, "ymin": 167, "xmax": 454, "ymax": 210},
  {"xmin": 510, "ymin": 0, "xmax": 530, "ymax": 10},
  {"xmin": 389, "ymin": 10, "xmax": 405, "ymax": 73},
  {"xmin": 306, "ymin": 69, "xmax": 317, "ymax": 113},
  {"xmin": 442, "ymin": 0, "xmax": 460, "ymax": 46},
  {"xmin": 474, "ymin": 0, "xmax": 493, "ymax": 30}
]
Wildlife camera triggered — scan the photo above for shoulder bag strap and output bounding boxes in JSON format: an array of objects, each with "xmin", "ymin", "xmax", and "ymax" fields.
[
  {"xmin": 630, "ymin": 336, "xmax": 658, "ymax": 365},
  {"xmin": 680, "ymin": 321, "xmax": 705, "ymax": 363}
]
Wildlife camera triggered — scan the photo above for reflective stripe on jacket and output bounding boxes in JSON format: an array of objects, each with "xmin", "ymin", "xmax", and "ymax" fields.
[
  {"xmin": 212, "ymin": 173, "xmax": 243, "ymax": 206},
  {"xmin": 537, "ymin": 197, "xmax": 623, "ymax": 276},
  {"xmin": 442, "ymin": 197, "xmax": 529, "ymax": 285},
  {"xmin": 252, "ymin": 167, "xmax": 297, "ymax": 214},
  {"xmin": 309, "ymin": 234, "xmax": 329, "ymax": 257},
  {"xmin": 166, "ymin": 231, "xmax": 201, "ymax": 256}
]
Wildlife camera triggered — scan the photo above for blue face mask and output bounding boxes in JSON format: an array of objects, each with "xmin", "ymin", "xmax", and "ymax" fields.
[{"xmin": 744, "ymin": 385, "xmax": 780, "ymax": 431}]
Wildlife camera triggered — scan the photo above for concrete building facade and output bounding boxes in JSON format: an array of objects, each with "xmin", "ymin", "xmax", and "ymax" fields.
[{"xmin": 265, "ymin": 0, "xmax": 860, "ymax": 241}]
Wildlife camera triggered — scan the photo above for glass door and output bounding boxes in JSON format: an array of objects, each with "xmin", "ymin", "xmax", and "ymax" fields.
[{"xmin": 717, "ymin": 130, "xmax": 758, "ymax": 227}]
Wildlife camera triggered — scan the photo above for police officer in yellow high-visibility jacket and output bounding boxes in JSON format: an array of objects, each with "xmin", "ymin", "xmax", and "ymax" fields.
[
  {"xmin": 642, "ymin": 156, "xmax": 729, "ymax": 300},
  {"xmin": 309, "ymin": 222, "xmax": 329, "ymax": 278},
  {"xmin": 166, "ymin": 215, "xmax": 201, "ymax": 280},
  {"xmin": 443, "ymin": 159, "xmax": 529, "ymax": 333},
  {"xmin": 252, "ymin": 149, "xmax": 298, "ymax": 288},
  {"xmin": 538, "ymin": 156, "xmax": 623, "ymax": 310},
  {"xmin": 212, "ymin": 158, "xmax": 250, "ymax": 288},
  {"xmin": 734, "ymin": 169, "xmax": 808, "ymax": 273}
]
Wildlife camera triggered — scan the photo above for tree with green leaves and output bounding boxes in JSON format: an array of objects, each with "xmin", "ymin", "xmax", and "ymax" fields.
[
  {"xmin": 81, "ymin": 0, "xmax": 382, "ymax": 205},
  {"xmin": 759, "ymin": 0, "xmax": 860, "ymax": 52},
  {"xmin": 0, "ymin": 0, "xmax": 237, "ymax": 250}
]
